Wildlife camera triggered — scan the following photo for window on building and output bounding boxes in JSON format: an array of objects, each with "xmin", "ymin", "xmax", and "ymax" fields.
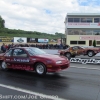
[
  {"xmin": 97, "ymin": 41, "xmax": 100, "ymax": 44},
  {"xmin": 81, "ymin": 18, "xmax": 93, "ymax": 23},
  {"xmin": 78, "ymin": 41, "xmax": 86, "ymax": 44},
  {"xmin": 74, "ymin": 30, "xmax": 80, "ymax": 35},
  {"xmin": 68, "ymin": 29, "xmax": 94, "ymax": 35},
  {"xmin": 73, "ymin": 18, "xmax": 80, "ymax": 22},
  {"xmin": 68, "ymin": 29, "xmax": 80, "ymax": 35},
  {"xmin": 79, "ymin": 30, "xmax": 86, "ymax": 35},
  {"xmin": 94, "ymin": 18, "xmax": 100, "ymax": 23},
  {"xmin": 70, "ymin": 41, "xmax": 77, "ymax": 44},
  {"xmin": 68, "ymin": 18, "xmax": 73, "ymax": 22},
  {"xmin": 93, "ymin": 30, "xmax": 100, "ymax": 35},
  {"xmin": 86, "ymin": 18, "xmax": 92, "ymax": 23},
  {"xmin": 68, "ymin": 30, "xmax": 74, "ymax": 35},
  {"xmin": 81, "ymin": 18, "xmax": 87, "ymax": 22},
  {"xmin": 86, "ymin": 30, "xmax": 93, "ymax": 35}
]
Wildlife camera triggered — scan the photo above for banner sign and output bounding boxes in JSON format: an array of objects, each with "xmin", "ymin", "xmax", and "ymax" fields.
[
  {"xmin": 70, "ymin": 58, "xmax": 100, "ymax": 64},
  {"xmin": 80, "ymin": 36, "xmax": 100, "ymax": 40},
  {"xmin": 0, "ymin": 37, "xmax": 13, "ymax": 42},
  {"xmin": 14, "ymin": 37, "xmax": 27, "ymax": 43},
  {"xmin": 38, "ymin": 39, "xmax": 49, "ymax": 43},
  {"xmin": 27, "ymin": 38, "xmax": 37, "ymax": 43}
]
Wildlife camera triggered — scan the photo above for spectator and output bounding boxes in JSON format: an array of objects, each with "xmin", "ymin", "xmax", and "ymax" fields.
[{"xmin": 1, "ymin": 43, "xmax": 6, "ymax": 53}]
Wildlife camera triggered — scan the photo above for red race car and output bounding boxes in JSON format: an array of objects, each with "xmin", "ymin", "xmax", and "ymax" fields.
[{"xmin": 0, "ymin": 47, "xmax": 70, "ymax": 75}]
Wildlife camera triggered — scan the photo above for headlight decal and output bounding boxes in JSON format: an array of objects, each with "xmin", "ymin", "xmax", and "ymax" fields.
[{"xmin": 56, "ymin": 61, "xmax": 62, "ymax": 64}]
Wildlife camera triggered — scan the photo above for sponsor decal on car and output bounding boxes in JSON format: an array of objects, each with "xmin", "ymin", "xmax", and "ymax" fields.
[
  {"xmin": 6, "ymin": 59, "xmax": 10, "ymax": 61},
  {"xmin": 70, "ymin": 58, "xmax": 100, "ymax": 64},
  {"xmin": 9, "ymin": 64, "xmax": 33, "ymax": 70},
  {"xmin": 13, "ymin": 58, "xmax": 29, "ymax": 62}
]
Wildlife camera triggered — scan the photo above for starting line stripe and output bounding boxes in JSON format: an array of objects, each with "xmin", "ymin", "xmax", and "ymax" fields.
[{"xmin": 0, "ymin": 84, "xmax": 67, "ymax": 100}]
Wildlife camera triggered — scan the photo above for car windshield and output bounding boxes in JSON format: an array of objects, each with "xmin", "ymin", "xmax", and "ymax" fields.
[{"xmin": 25, "ymin": 48, "xmax": 47, "ymax": 56}]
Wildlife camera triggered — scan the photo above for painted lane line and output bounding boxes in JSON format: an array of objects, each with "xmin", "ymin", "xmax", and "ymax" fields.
[
  {"xmin": 0, "ymin": 84, "xmax": 67, "ymax": 100},
  {"xmin": 71, "ymin": 66, "xmax": 100, "ymax": 70}
]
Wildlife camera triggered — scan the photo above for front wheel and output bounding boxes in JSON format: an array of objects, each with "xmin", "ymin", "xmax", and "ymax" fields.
[
  {"xmin": 35, "ymin": 63, "xmax": 46, "ymax": 75},
  {"xmin": 1, "ymin": 61, "xmax": 8, "ymax": 71}
]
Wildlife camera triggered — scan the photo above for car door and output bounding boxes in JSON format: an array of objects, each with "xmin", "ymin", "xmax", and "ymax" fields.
[
  {"xmin": 4, "ymin": 49, "xmax": 13, "ymax": 68},
  {"xmin": 72, "ymin": 46, "xmax": 79, "ymax": 55},
  {"xmin": 11, "ymin": 48, "xmax": 33, "ymax": 70},
  {"xmin": 77, "ymin": 47, "xmax": 85, "ymax": 55}
]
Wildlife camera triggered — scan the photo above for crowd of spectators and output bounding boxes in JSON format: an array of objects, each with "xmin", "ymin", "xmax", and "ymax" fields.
[{"xmin": 1, "ymin": 43, "xmax": 70, "ymax": 53}]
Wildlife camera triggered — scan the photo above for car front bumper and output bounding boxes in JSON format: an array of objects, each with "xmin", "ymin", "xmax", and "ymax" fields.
[{"xmin": 47, "ymin": 62, "xmax": 70, "ymax": 72}]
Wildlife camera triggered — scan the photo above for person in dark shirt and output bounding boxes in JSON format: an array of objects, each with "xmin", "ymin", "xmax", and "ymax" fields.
[{"xmin": 1, "ymin": 43, "xmax": 6, "ymax": 53}]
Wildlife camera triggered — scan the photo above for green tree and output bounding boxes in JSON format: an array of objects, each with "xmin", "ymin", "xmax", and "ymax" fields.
[
  {"xmin": 93, "ymin": 40, "xmax": 96, "ymax": 47},
  {"xmin": 0, "ymin": 16, "xmax": 5, "ymax": 28}
]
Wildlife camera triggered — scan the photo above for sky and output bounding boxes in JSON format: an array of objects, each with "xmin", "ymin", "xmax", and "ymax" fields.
[{"xmin": 0, "ymin": 0, "xmax": 100, "ymax": 34}]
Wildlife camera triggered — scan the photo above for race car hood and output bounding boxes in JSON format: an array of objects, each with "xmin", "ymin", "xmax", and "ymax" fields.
[{"xmin": 34, "ymin": 54, "xmax": 67, "ymax": 61}]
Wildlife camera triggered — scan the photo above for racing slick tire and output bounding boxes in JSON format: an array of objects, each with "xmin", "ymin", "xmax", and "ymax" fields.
[
  {"xmin": 35, "ymin": 63, "xmax": 47, "ymax": 75},
  {"xmin": 0, "ymin": 61, "xmax": 8, "ymax": 71},
  {"xmin": 87, "ymin": 51, "xmax": 94, "ymax": 57},
  {"xmin": 65, "ymin": 52, "xmax": 71, "ymax": 58}
]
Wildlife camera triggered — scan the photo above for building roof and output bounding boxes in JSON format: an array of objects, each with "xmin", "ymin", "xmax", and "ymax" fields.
[{"xmin": 67, "ymin": 13, "xmax": 100, "ymax": 17}]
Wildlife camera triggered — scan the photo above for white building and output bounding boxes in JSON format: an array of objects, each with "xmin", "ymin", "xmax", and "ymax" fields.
[{"xmin": 65, "ymin": 13, "xmax": 100, "ymax": 46}]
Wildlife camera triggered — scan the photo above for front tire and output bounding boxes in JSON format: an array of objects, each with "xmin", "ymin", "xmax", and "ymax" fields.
[
  {"xmin": 35, "ymin": 63, "xmax": 46, "ymax": 75},
  {"xmin": 1, "ymin": 61, "xmax": 8, "ymax": 71}
]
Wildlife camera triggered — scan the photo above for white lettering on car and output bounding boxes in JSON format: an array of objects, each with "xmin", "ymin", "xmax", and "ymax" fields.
[{"xmin": 13, "ymin": 58, "xmax": 29, "ymax": 62}]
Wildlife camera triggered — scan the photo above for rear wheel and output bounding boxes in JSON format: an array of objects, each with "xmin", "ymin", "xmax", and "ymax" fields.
[
  {"xmin": 1, "ymin": 61, "xmax": 8, "ymax": 71},
  {"xmin": 35, "ymin": 63, "xmax": 46, "ymax": 75},
  {"xmin": 87, "ymin": 51, "xmax": 94, "ymax": 57},
  {"xmin": 65, "ymin": 52, "xmax": 71, "ymax": 58}
]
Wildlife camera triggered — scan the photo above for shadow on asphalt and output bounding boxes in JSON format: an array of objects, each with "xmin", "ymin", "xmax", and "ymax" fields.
[
  {"xmin": 0, "ymin": 69, "xmax": 69, "ymax": 80},
  {"xmin": 0, "ymin": 69, "xmax": 70, "ymax": 92}
]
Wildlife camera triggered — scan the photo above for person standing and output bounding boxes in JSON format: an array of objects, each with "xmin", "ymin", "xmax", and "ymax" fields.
[{"xmin": 1, "ymin": 43, "xmax": 6, "ymax": 53}]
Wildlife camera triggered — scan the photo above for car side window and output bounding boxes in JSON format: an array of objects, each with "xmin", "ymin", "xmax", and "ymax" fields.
[
  {"xmin": 78, "ymin": 47, "xmax": 82, "ymax": 49},
  {"xmin": 72, "ymin": 47, "xmax": 78, "ymax": 50},
  {"xmin": 5, "ymin": 49, "xmax": 13, "ymax": 56},
  {"xmin": 13, "ymin": 49, "xmax": 27, "ymax": 57}
]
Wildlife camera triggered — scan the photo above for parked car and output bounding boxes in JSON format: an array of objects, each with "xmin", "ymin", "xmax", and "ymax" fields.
[
  {"xmin": 0, "ymin": 47, "xmax": 70, "ymax": 75},
  {"xmin": 58, "ymin": 46, "xmax": 100, "ymax": 58}
]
